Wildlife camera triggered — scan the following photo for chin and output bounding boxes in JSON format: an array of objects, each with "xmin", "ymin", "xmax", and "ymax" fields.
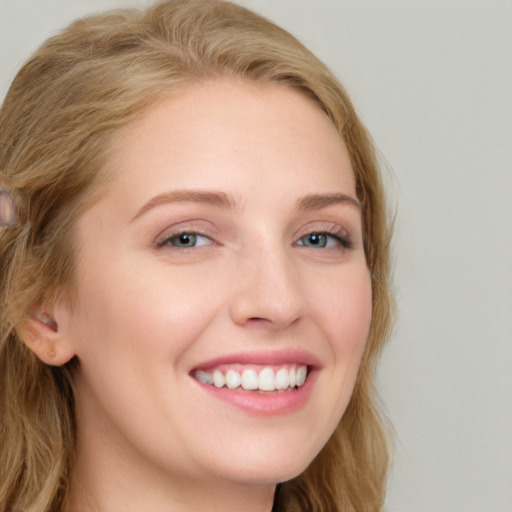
[{"xmin": 201, "ymin": 441, "xmax": 321, "ymax": 487}]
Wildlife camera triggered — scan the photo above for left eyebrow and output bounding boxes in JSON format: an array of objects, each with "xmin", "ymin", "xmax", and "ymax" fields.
[{"xmin": 297, "ymin": 193, "xmax": 361, "ymax": 211}]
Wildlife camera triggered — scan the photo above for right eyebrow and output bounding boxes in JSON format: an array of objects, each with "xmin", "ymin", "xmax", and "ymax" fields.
[{"xmin": 130, "ymin": 189, "xmax": 238, "ymax": 223}]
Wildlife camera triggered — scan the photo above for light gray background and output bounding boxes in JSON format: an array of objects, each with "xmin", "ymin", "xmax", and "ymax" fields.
[{"xmin": 1, "ymin": 1, "xmax": 511, "ymax": 511}]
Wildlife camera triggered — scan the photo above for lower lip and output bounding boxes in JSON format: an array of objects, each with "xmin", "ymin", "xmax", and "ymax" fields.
[{"xmin": 192, "ymin": 370, "xmax": 317, "ymax": 416}]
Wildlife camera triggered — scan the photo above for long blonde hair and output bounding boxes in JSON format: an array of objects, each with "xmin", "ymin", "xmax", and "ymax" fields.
[{"xmin": 0, "ymin": 1, "xmax": 394, "ymax": 511}]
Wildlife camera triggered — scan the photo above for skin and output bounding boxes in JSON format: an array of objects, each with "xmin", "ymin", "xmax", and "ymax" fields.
[{"xmin": 53, "ymin": 79, "xmax": 372, "ymax": 512}]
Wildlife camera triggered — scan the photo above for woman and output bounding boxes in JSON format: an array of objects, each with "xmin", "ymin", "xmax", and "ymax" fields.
[{"xmin": 0, "ymin": 1, "xmax": 393, "ymax": 511}]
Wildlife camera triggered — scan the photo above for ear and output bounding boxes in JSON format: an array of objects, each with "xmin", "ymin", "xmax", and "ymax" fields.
[{"xmin": 18, "ymin": 304, "xmax": 76, "ymax": 366}]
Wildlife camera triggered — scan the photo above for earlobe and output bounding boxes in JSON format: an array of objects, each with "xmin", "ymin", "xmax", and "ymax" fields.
[{"xmin": 18, "ymin": 309, "xmax": 76, "ymax": 366}]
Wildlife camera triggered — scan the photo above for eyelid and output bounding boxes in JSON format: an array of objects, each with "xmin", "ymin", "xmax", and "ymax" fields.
[
  {"xmin": 300, "ymin": 233, "xmax": 352, "ymax": 251},
  {"xmin": 295, "ymin": 221, "xmax": 350, "ymax": 239},
  {"xmin": 155, "ymin": 227, "xmax": 216, "ymax": 248},
  {"xmin": 294, "ymin": 220, "xmax": 356, "ymax": 251},
  {"xmin": 296, "ymin": 232, "xmax": 349, "ymax": 248}
]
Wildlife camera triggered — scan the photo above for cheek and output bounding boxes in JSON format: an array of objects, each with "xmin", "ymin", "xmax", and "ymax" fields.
[
  {"xmin": 309, "ymin": 264, "xmax": 372, "ymax": 417},
  {"xmin": 68, "ymin": 260, "xmax": 228, "ymax": 446},
  {"xmin": 310, "ymin": 265, "xmax": 373, "ymax": 356},
  {"xmin": 72, "ymin": 259, "xmax": 226, "ymax": 366}
]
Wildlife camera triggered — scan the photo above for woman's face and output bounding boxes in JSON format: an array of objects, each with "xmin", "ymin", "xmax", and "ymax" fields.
[{"xmin": 62, "ymin": 80, "xmax": 372, "ymax": 494}]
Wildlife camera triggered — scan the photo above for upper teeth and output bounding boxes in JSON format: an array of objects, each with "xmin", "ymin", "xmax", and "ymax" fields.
[{"xmin": 194, "ymin": 365, "xmax": 308, "ymax": 391}]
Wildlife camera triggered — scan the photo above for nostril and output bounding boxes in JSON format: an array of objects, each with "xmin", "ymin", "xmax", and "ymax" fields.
[
  {"xmin": 229, "ymin": 262, "xmax": 303, "ymax": 328},
  {"xmin": 245, "ymin": 317, "xmax": 272, "ymax": 327},
  {"xmin": 245, "ymin": 316, "xmax": 300, "ymax": 329}
]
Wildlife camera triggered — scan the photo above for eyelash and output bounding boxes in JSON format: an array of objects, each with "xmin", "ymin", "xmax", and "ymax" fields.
[
  {"xmin": 156, "ymin": 229, "xmax": 214, "ymax": 249},
  {"xmin": 156, "ymin": 227, "xmax": 352, "ymax": 251},
  {"xmin": 297, "ymin": 231, "xmax": 352, "ymax": 250}
]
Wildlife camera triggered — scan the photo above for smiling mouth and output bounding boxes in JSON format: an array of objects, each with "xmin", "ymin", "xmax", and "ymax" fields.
[{"xmin": 192, "ymin": 364, "xmax": 309, "ymax": 392}]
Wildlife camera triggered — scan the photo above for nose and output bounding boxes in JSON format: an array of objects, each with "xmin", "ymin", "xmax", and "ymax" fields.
[{"xmin": 229, "ymin": 243, "xmax": 303, "ymax": 329}]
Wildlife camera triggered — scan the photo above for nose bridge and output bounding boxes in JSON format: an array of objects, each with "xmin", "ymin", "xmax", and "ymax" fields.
[{"xmin": 230, "ymin": 235, "xmax": 303, "ymax": 328}]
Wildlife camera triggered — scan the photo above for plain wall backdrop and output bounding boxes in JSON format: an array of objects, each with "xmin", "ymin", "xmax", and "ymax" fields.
[{"xmin": 1, "ymin": 1, "xmax": 511, "ymax": 511}]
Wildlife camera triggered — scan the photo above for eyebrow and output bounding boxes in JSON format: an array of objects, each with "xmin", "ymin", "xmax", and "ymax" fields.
[
  {"xmin": 130, "ymin": 189, "xmax": 361, "ymax": 223},
  {"xmin": 297, "ymin": 193, "xmax": 361, "ymax": 211},
  {"xmin": 130, "ymin": 189, "xmax": 237, "ymax": 222}
]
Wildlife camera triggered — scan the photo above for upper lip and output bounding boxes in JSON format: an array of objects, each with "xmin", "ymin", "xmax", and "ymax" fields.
[{"xmin": 192, "ymin": 349, "xmax": 322, "ymax": 372}]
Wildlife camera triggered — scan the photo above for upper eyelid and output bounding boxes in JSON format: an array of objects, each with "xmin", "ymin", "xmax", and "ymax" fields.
[
  {"xmin": 293, "ymin": 221, "xmax": 351, "ymax": 238},
  {"xmin": 155, "ymin": 228, "xmax": 215, "ymax": 247},
  {"xmin": 151, "ymin": 217, "xmax": 219, "ymax": 242}
]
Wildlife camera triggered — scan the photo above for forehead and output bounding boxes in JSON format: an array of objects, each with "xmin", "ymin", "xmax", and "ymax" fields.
[{"xmin": 98, "ymin": 79, "xmax": 356, "ymax": 216}]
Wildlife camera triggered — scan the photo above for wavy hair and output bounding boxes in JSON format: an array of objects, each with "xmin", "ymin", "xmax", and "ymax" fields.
[{"xmin": 0, "ymin": 1, "xmax": 394, "ymax": 510}]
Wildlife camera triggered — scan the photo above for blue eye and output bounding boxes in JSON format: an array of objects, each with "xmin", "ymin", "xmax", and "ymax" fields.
[
  {"xmin": 161, "ymin": 232, "xmax": 212, "ymax": 248},
  {"xmin": 297, "ymin": 232, "xmax": 349, "ymax": 249}
]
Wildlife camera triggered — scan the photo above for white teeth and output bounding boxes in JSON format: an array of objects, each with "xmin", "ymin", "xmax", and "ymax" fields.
[
  {"xmin": 196, "ymin": 370, "xmax": 213, "ymax": 385},
  {"xmin": 289, "ymin": 367, "xmax": 297, "ymax": 388},
  {"xmin": 225, "ymin": 369, "xmax": 241, "ymax": 389},
  {"xmin": 241, "ymin": 369, "xmax": 258, "ymax": 390},
  {"xmin": 275, "ymin": 368, "xmax": 289, "ymax": 390},
  {"xmin": 213, "ymin": 370, "xmax": 225, "ymax": 388},
  {"xmin": 296, "ymin": 366, "xmax": 307, "ymax": 386},
  {"xmin": 195, "ymin": 364, "xmax": 308, "ymax": 392},
  {"xmin": 258, "ymin": 367, "xmax": 275, "ymax": 391}
]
